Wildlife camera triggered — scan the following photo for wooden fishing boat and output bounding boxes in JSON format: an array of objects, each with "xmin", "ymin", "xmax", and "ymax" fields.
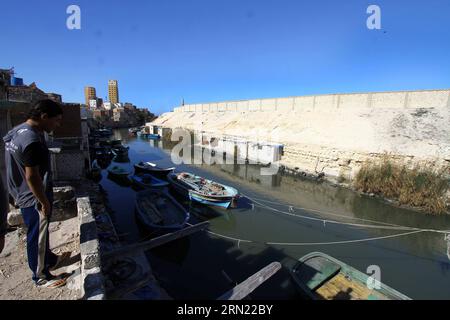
[
  {"xmin": 133, "ymin": 161, "xmax": 175, "ymax": 179},
  {"xmin": 88, "ymin": 160, "xmax": 102, "ymax": 181},
  {"xmin": 168, "ymin": 172, "xmax": 239, "ymax": 209},
  {"xmin": 111, "ymin": 145, "xmax": 129, "ymax": 156},
  {"xmin": 167, "ymin": 172, "xmax": 196, "ymax": 197},
  {"xmin": 107, "ymin": 165, "xmax": 131, "ymax": 176},
  {"xmin": 291, "ymin": 252, "xmax": 411, "ymax": 300},
  {"xmin": 107, "ymin": 172, "xmax": 132, "ymax": 187},
  {"xmin": 112, "ymin": 154, "xmax": 130, "ymax": 163},
  {"xmin": 135, "ymin": 189, "xmax": 190, "ymax": 232},
  {"xmin": 94, "ymin": 128, "xmax": 112, "ymax": 137},
  {"xmin": 109, "ymin": 139, "xmax": 122, "ymax": 147},
  {"xmin": 94, "ymin": 147, "xmax": 112, "ymax": 159},
  {"xmin": 131, "ymin": 174, "xmax": 169, "ymax": 189}
]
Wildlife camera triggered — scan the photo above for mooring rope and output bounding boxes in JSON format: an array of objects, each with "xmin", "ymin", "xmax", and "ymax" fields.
[
  {"xmin": 242, "ymin": 193, "xmax": 450, "ymax": 235},
  {"xmin": 185, "ymin": 193, "xmax": 450, "ymax": 248},
  {"xmin": 187, "ymin": 222, "xmax": 425, "ymax": 246}
]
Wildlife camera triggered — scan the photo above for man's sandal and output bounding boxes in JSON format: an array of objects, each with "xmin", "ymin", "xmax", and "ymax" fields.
[{"xmin": 36, "ymin": 275, "xmax": 68, "ymax": 288}]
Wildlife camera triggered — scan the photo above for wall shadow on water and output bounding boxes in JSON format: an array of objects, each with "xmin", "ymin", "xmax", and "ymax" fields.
[
  {"xmin": 145, "ymin": 226, "xmax": 301, "ymax": 300},
  {"xmin": 141, "ymin": 186, "xmax": 299, "ymax": 299}
]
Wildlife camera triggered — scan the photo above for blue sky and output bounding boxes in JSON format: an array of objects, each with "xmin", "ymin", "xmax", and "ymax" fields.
[{"xmin": 1, "ymin": 0, "xmax": 449, "ymax": 114}]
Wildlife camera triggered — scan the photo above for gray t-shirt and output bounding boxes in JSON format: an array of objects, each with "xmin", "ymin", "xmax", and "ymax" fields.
[{"xmin": 3, "ymin": 123, "xmax": 52, "ymax": 208}]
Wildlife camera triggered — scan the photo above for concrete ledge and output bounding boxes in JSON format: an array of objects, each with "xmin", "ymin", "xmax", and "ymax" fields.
[{"xmin": 77, "ymin": 196, "xmax": 105, "ymax": 300}]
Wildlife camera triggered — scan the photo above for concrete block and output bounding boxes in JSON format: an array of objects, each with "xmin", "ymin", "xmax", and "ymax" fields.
[
  {"xmin": 276, "ymin": 97, "xmax": 294, "ymax": 111},
  {"xmin": 293, "ymin": 96, "xmax": 314, "ymax": 112},
  {"xmin": 236, "ymin": 101, "xmax": 249, "ymax": 112},
  {"xmin": 339, "ymin": 94, "xmax": 370, "ymax": 110},
  {"xmin": 408, "ymin": 90, "xmax": 449, "ymax": 109},
  {"xmin": 7, "ymin": 209, "xmax": 24, "ymax": 226},
  {"xmin": 53, "ymin": 186, "xmax": 75, "ymax": 201},
  {"xmin": 248, "ymin": 100, "xmax": 260, "ymax": 111},
  {"xmin": 371, "ymin": 92, "xmax": 406, "ymax": 109},
  {"xmin": 82, "ymin": 252, "xmax": 101, "ymax": 270},
  {"xmin": 261, "ymin": 99, "xmax": 276, "ymax": 111},
  {"xmin": 218, "ymin": 102, "xmax": 227, "ymax": 112}
]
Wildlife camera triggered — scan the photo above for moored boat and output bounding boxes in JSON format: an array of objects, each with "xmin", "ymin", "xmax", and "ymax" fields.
[
  {"xmin": 136, "ymin": 130, "xmax": 160, "ymax": 139},
  {"xmin": 131, "ymin": 173, "xmax": 169, "ymax": 189},
  {"xmin": 94, "ymin": 146, "xmax": 112, "ymax": 159},
  {"xmin": 109, "ymin": 139, "xmax": 123, "ymax": 147},
  {"xmin": 291, "ymin": 252, "xmax": 411, "ymax": 300},
  {"xmin": 133, "ymin": 161, "xmax": 175, "ymax": 179},
  {"xmin": 93, "ymin": 128, "xmax": 112, "ymax": 137},
  {"xmin": 111, "ymin": 145, "xmax": 129, "ymax": 156},
  {"xmin": 167, "ymin": 172, "xmax": 239, "ymax": 209},
  {"xmin": 107, "ymin": 165, "xmax": 131, "ymax": 176},
  {"xmin": 135, "ymin": 189, "xmax": 190, "ymax": 232},
  {"xmin": 146, "ymin": 133, "xmax": 160, "ymax": 139}
]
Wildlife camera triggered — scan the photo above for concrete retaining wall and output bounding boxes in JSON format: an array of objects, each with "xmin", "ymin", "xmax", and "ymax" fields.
[
  {"xmin": 77, "ymin": 197, "xmax": 105, "ymax": 300},
  {"xmin": 174, "ymin": 89, "xmax": 450, "ymax": 114}
]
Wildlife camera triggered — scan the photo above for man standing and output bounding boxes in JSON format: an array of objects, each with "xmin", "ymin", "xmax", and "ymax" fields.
[{"xmin": 3, "ymin": 99, "xmax": 67, "ymax": 288}]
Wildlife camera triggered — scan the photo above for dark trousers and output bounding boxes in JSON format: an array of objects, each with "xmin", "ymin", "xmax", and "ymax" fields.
[{"xmin": 21, "ymin": 204, "xmax": 58, "ymax": 282}]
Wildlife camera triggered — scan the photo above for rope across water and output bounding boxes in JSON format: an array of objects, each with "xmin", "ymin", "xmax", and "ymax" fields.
[{"xmin": 187, "ymin": 193, "xmax": 450, "ymax": 247}]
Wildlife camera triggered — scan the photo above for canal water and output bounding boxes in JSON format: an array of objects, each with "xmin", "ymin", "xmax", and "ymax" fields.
[{"xmin": 98, "ymin": 129, "xmax": 450, "ymax": 299}]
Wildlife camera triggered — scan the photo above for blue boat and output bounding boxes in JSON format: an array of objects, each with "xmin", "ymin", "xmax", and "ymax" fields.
[
  {"xmin": 167, "ymin": 172, "xmax": 239, "ymax": 209},
  {"xmin": 148, "ymin": 133, "xmax": 161, "ymax": 139},
  {"xmin": 131, "ymin": 174, "xmax": 169, "ymax": 189},
  {"xmin": 135, "ymin": 190, "xmax": 190, "ymax": 233},
  {"xmin": 111, "ymin": 145, "xmax": 129, "ymax": 156},
  {"xmin": 137, "ymin": 131, "xmax": 160, "ymax": 139}
]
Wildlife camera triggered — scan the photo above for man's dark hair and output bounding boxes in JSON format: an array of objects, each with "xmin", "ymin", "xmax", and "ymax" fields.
[{"xmin": 27, "ymin": 99, "xmax": 63, "ymax": 120}]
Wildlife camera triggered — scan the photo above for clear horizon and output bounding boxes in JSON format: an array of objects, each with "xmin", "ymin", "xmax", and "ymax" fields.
[{"xmin": 1, "ymin": 0, "xmax": 450, "ymax": 115}]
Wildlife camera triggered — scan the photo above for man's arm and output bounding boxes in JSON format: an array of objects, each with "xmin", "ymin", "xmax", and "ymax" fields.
[
  {"xmin": 25, "ymin": 166, "xmax": 51, "ymax": 216},
  {"xmin": 22, "ymin": 142, "xmax": 51, "ymax": 216}
]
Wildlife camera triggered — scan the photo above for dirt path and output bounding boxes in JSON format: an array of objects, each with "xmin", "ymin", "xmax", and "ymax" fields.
[{"xmin": 0, "ymin": 216, "xmax": 81, "ymax": 300}]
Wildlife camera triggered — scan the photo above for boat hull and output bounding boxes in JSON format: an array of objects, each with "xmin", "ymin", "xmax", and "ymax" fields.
[
  {"xmin": 135, "ymin": 190, "xmax": 190, "ymax": 233},
  {"xmin": 291, "ymin": 252, "xmax": 411, "ymax": 300},
  {"xmin": 168, "ymin": 172, "xmax": 238, "ymax": 209},
  {"xmin": 134, "ymin": 163, "xmax": 175, "ymax": 180},
  {"xmin": 131, "ymin": 174, "xmax": 169, "ymax": 189},
  {"xmin": 167, "ymin": 172, "xmax": 194, "ymax": 198},
  {"xmin": 189, "ymin": 191, "xmax": 233, "ymax": 208}
]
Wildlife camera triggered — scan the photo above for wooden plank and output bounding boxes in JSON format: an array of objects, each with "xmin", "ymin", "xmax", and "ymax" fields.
[
  {"xmin": 103, "ymin": 221, "xmax": 209, "ymax": 260},
  {"xmin": 315, "ymin": 273, "xmax": 379, "ymax": 300},
  {"xmin": 217, "ymin": 262, "xmax": 281, "ymax": 300}
]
